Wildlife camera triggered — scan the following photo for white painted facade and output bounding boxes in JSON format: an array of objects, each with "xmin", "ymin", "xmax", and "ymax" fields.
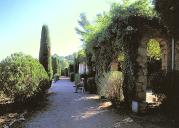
[{"xmin": 78, "ymin": 63, "xmax": 88, "ymax": 74}]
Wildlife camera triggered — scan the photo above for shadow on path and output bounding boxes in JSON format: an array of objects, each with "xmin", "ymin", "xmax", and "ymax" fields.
[{"xmin": 24, "ymin": 77, "xmax": 141, "ymax": 128}]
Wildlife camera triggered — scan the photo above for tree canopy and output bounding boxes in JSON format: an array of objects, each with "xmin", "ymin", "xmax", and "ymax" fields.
[
  {"xmin": 76, "ymin": 0, "xmax": 156, "ymax": 54},
  {"xmin": 76, "ymin": 0, "xmax": 157, "ymax": 75}
]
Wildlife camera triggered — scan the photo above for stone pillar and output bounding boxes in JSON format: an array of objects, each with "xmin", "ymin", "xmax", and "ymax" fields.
[
  {"xmin": 175, "ymin": 40, "xmax": 179, "ymax": 70},
  {"xmin": 135, "ymin": 44, "xmax": 147, "ymax": 113},
  {"xmin": 160, "ymin": 40, "xmax": 168, "ymax": 71}
]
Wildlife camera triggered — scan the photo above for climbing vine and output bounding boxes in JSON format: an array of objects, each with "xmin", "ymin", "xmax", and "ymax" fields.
[
  {"xmin": 76, "ymin": 0, "xmax": 169, "ymax": 105},
  {"xmin": 76, "ymin": 0, "xmax": 157, "ymax": 74}
]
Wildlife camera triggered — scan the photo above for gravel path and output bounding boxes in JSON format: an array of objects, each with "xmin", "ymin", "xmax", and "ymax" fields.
[{"xmin": 24, "ymin": 77, "xmax": 142, "ymax": 128}]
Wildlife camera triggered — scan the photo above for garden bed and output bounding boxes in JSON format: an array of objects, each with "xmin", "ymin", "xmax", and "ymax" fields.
[{"xmin": 0, "ymin": 91, "xmax": 49, "ymax": 128}]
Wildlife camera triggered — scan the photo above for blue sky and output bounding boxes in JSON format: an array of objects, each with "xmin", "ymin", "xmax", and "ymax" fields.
[{"xmin": 0, "ymin": 0, "xmax": 121, "ymax": 60}]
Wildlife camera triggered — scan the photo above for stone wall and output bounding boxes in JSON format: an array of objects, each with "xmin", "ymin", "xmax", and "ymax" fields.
[
  {"xmin": 135, "ymin": 37, "xmax": 147, "ymax": 102},
  {"xmin": 134, "ymin": 34, "xmax": 171, "ymax": 112}
]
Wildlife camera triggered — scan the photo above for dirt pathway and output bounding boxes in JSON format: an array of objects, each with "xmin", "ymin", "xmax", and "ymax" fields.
[{"xmin": 24, "ymin": 77, "xmax": 142, "ymax": 128}]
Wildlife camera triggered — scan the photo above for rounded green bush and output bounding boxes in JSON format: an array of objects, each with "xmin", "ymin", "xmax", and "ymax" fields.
[
  {"xmin": 96, "ymin": 71, "xmax": 124, "ymax": 102},
  {"xmin": 74, "ymin": 73, "xmax": 80, "ymax": 85},
  {"xmin": 0, "ymin": 53, "xmax": 50, "ymax": 102}
]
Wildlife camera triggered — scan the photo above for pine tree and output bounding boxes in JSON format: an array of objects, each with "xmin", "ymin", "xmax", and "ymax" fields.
[{"xmin": 39, "ymin": 25, "xmax": 53, "ymax": 80}]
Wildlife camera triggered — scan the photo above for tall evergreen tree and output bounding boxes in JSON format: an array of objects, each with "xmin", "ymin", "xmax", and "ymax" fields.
[
  {"xmin": 52, "ymin": 55, "xmax": 61, "ymax": 76},
  {"xmin": 39, "ymin": 25, "xmax": 53, "ymax": 80}
]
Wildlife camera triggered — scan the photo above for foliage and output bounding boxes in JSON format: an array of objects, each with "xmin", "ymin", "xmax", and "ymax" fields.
[
  {"xmin": 84, "ymin": 13, "xmax": 111, "ymax": 44},
  {"xmin": 0, "ymin": 53, "xmax": 49, "ymax": 102},
  {"xmin": 76, "ymin": 0, "xmax": 157, "ymax": 75},
  {"xmin": 74, "ymin": 57, "xmax": 79, "ymax": 73},
  {"xmin": 59, "ymin": 57, "xmax": 70, "ymax": 76},
  {"xmin": 74, "ymin": 73, "xmax": 80, "ymax": 85},
  {"xmin": 75, "ymin": 13, "xmax": 90, "ymax": 36},
  {"xmin": 77, "ymin": 0, "xmax": 156, "ymax": 45},
  {"xmin": 147, "ymin": 39, "xmax": 161, "ymax": 60},
  {"xmin": 76, "ymin": 0, "xmax": 165, "ymax": 106},
  {"xmin": 69, "ymin": 64, "xmax": 74, "ymax": 73},
  {"xmin": 87, "ymin": 77, "xmax": 97, "ymax": 94},
  {"xmin": 155, "ymin": 0, "xmax": 179, "ymax": 38},
  {"xmin": 72, "ymin": 50, "xmax": 86, "ymax": 75},
  {"xmin": 76, "ymin": 12, "xmax": 111, "ymax": 54},
  {"xmin": 96, "ymin": 71, "xmax": 124, "ymax": 101},
  {"xmin": 59, "ymin": 54, "xmax": 75, "ymax": 72},
  {"xmin": 60, "ymin": 59, "xmax": 69, "ymax": 70},
  {"xmin": 70, "ymin": 72, "xmax": 75, "ymax": 82},
  {"xmin": 69, "ymin": 63, "xmax": 75, "ymax": 81},
  {"xmin": 76, "ymin": 49, "xmax": 86, "ymax": 63},
  {"xmin": 39, "ymin": 25, "xmax": 53, "ymax": 80},
  {"xmin": 64, "ymin": 68, "xmax": 69, "ymax": 76},
  {"xmin": 118, "ymin": 53, "xmax": 125, "ymax": 62},
  {"xmin": 60, "ymin": 54, "xmax": 75, "ymax": 65},
  {"xmin": 52, "ymin": 55, "xmax": 61, "ymax": 77}
]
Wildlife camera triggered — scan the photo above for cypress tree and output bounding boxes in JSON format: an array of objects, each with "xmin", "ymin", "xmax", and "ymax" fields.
[
  {"xmin": 39, "ymin": 25, "xmax": 53, "ymax": 80},
  {"xmin": 52, "ymin": 55, "xmax": 61, "ymax": 76}
]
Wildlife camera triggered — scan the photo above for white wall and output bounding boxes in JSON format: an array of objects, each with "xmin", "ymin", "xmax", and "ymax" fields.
[{"xmin": 79, "ymin": 63, "xmax": 88, "ymax": 74}]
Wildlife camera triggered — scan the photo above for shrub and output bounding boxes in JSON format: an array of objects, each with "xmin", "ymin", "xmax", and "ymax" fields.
[
  {"xmin": 69, "ymin": 64, "xmax": 74, "ymax": 73},
  {"xmin": 70, "ymin": 72, "xmax": 75, "ymax": 82},
  {"xmin": 96, "ymin": 71, "xmax": 124, "ymax": 102},
  {"xmin": 74, "ymin": 73, "xmax": 80, "ymax": 85},
  {"xmin": 80, "ymin": 72, "xmax": 97, "ymax": 93},
  {"xmin": 0, "ymin": 53, "xmax": 50, "ymax": 102},
  {"xmin": 87, "ymin": 77, "xmax": 97, "ymax": 94}
]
